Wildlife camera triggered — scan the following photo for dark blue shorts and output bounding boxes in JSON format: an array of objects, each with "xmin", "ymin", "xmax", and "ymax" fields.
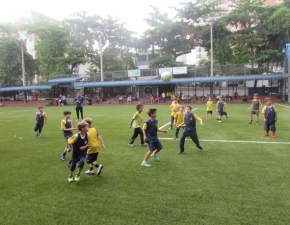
[{"xmin": 147, "ymin": 138, "xmax": 162, "ymax": 151}]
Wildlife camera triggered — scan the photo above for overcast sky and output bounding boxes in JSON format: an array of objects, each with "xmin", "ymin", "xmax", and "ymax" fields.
[{"xmin": 0, "ymin": 0, "xmax": 185, "ymax": 35}]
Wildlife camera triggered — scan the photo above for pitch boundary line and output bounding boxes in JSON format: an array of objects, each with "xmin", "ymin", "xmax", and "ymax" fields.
[
  {"xmin": 159, "ymin": 108, "xmax": 197, "ymax": 130},
  {"xmin": 159, "ymin": 137, "xmax": 290, "ymax": 145},
  {"xmin": 276, "ymin": 103, "xmax": 290, "ymax": 108}
]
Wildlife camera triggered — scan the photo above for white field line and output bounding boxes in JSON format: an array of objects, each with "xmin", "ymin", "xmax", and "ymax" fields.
[
  {"xmin": 276, "ymin": 103, "xmax": 290, "ymax": 108},
  {"xmin": 159, "ymin": 108, "xmax": 197, "ymax": 130},
  {"xmin": 159, "ymin": 137, "xmax": 290, "ymax": 145}
]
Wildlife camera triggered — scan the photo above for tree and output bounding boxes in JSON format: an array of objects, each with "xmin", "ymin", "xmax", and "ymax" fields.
[{"xmin": 0, "ymin": 24, "xmax": 38, "ymax": 87}]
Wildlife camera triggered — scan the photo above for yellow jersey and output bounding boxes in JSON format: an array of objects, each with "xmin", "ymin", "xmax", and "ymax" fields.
[
  {"xmin": 170, "ymin": 102, "xmax": 180, "ymax": 117},
  {"xmin": 206, "ymin": 101, "xmax": 213, "ymax": 111},
  {"xmin": 87, "ymin": 127, "xmax": 101, "ymax": 154},
  {"xmin": 174, "ymin": 111, "xmax": 184, "ymax": 126}
]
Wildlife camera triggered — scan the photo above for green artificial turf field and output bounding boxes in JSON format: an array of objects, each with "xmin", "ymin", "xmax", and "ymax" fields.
[{"xmin": 1, "ymin": 103, "xmax": 290, "ymax": 225}]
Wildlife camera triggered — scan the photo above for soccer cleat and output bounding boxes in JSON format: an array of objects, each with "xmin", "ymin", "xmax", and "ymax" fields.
[
  {"xmin": 263, "ymin": 133, "xmax": 269, "ymax": 137},
  {"xmin": 61, "ymin": 153, "xmax": 66, "ymax": 161},
  {"xmin": 248, "ymin": 121, "xmax": 252, "ymax": 124},
  {"xmin": 256, "ymin": 122, "xmax": 259, "ymax": 125},
  {"xmin": 178, "ymin": 151, "xmax": 184, "ymax": 155},
  {"xmin": 68, "ymin": 175, "xmax": 74, "ymax": 182},
  {"xmin": 128, "ymin": 143, "xmax": 134, "ymax": 147},
  {"xmin": 38, "ymin": 134, "xmax": 41, "ymax": 137},
  {"xmin": 272, "ymin": 134, "xmax": 276, "ymax": 138},
  {"xmin": 85, "ymin": 169, "xmax": 94, "ymax": 175},
  {"xmin": 219, "ymin": 120, "xmax": 222, "ymax": 123},
  {"xmin": 74, "ymin": 174, "xmax": 80, "ymax": 181},
  {"xmin": 152, "ymin": 154, "xmax": 160, "ymax": 161},
  {"xmin": 97, "ymin": 165, "xmax": 103, "ymax": 176},
  {"xmin": 141, "ymin": 143, "xmax": 147, "ymax": 147},
  {"xmin": 197, "ymin": 145, "xmax": 203, "ymax": 150},
  {"xmin": 173, "ymin": 137, "xmax": 177, "ymax": 140},
  {"xmin": 35, "ymin": 133, "xmax": 39, "ymax": 137},
  {"xmin": 141, "ymin": 161, "xmax": 152, "ymax": 167},
  {"xmin": 168, "ymin": 127, "xmax": 172, "ymax": 130}
]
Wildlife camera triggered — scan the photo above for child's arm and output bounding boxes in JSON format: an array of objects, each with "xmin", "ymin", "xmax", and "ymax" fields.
[
  {"xmin": 44, "ymin": 113, "xmax": 47, "ymax": 124},
  {"xmin": 97, "ymin": 133, "xmax": 105, "ymax": 149},
  {"xmin": 194, "ymin": 114, "xmax": 203, "ymax": 125},
  {"xmin": 142, "ymin": 123, "xmax": 147, "ymax": 142},
  {"xmin": 157, "ymin": 128, "xmax": 167, "ymax": 133},
  {"xmin": 129, "ymin": 118, "xmax": 134, "ymax": 128}
]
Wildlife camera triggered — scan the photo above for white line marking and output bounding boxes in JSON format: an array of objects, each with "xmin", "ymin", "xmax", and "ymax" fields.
[
  {"xmin": 159, "ymin": 108, "xmax": 197, "ymax": 129},
  {"xmin": 276, "ymin": 103, "xmax": 290, "ymax": 108},
  {"xmin": 159, "ymin": 137, "xmax": 290, "ymax": 145}
]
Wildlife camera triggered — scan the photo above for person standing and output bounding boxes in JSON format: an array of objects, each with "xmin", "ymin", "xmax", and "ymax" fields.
[
  {"xmin": 206, "ymin": 96, "xmax": 213, "ymax": 119},
  {"xmin": 248, "ymin": 93, "xmax": 262, "ymax": 125},
  {"xmin": 74, "ymin": 91, "xmax": 85, "ymax": 122},
  {"xmin": 34, "ymin": 106, "xmax": 47, "ymax": 138},
  {"xmin": 216, "ymin": 96, "xmax": 225, "ymax": 123},
  {"xmin": 178, "ymin": 106, "xmax": 203, "ymax": 154},
  {"xmin": 174, "ymin": 105, "xmax": 184, "ymax": 139},
  {"xmin": 161, "ymin": 91, "xmax": 166, "ymax": 103},
  {"xmin": 169, "ymin": 98, "xmax": 180, "ymax": 129},
  {"xmin": 262, "ymin": 98, "xmax": 277, "ymax": 138}
]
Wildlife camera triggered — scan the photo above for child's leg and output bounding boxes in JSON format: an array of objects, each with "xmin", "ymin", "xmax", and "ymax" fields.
[
  {"xmin": 76, "ymin": 108, "xmax": 80, "ymax": 120},
  {"xmin": 175, "ymin": 127, "xmax": 180, "ymax": 138},
  {"xmin": 137, "ymin": 128, "xmax": 145, "ymax": 145},
  {"xmin": 129, "ymin": 128, "xmax": 138, "ymax": 144},
  {"xmin": 143, "ymin": 151, "xmax": 153, "ymax": 162},
  {"xmin": 80, "ymin": 107, "xmax": 84, "ymax": 120}
]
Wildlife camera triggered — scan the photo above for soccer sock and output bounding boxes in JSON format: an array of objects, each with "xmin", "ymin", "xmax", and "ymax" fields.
[
  {"xmin": 63, "ymin": 152, "xmax": 66, "ymax": 156},
  {"xmin": 95, "ymin": 164, "xmax": 99, "ymax": 168}
]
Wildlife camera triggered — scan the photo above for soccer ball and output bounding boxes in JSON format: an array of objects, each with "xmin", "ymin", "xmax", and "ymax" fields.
[{"xmin": 161, "ymin": 71, "xmax": 172, "ymax": 83}]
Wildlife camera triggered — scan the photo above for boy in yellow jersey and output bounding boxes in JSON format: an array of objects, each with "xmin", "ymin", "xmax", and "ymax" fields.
[
  {"xmin": 206, "ymin": 97, "xmax": 213, "ymax": 119},
  {"xmin": 61, "ymin": 111, "xmax": 77, "ymax": 161},
  {"xmin": 83, "ymin": 118, "xmax": 105, "ymax": 175},
  {"xmin": 174, "ymin": 105, "xmax": 184, "ymax": 139},
  {"xmin": 248, "ymin": 93, "xmax": 262, "ymax": 125},
  {"xmin": 178, "ymin": 106, "xmax": 203, "ymax": 154},
  {"xmin": 222, "ymin": 102, "xmax": 229, "ymax": 119},
  {"xmin": 67, "ymin": 121, "xmax": 89, "ymax": 182},
  {"xmin": 169, "ymin": 98, "xmax": 180, "ymax": 129},
  {"xmin": 128, "ymin": 104, "xmax": 147, "ymax": 147}
]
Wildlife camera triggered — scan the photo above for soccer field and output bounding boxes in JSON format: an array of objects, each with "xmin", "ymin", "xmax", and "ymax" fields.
[{"xmin": 1, "ymin": 103, "xmax": 290, "ymax": 225}]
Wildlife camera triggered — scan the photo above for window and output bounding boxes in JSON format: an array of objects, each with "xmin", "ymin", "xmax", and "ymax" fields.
[{"xmin": 137, "ymin": 55, "xmax": 147, "ymax": 62}]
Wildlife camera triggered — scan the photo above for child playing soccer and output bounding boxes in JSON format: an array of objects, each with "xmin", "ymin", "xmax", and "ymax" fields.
[
  {"xmin": 169, "ymin": 98, "xmax": 180, "ymax": 129},
  {"xmin": 206, "ymin": 97, "xmax": 213, "ymax": 119},
  {"xmin": 178, "ymin": 106, "xmax": 203, "ymax": 154},
  {"xmin": 84, "ymin": 118, "xmax": 105, "ymax": 176},
  {"xmin": 34, "ymin": 106, "xmax": 47, "ymax": 138},
  {"xmin": 141, "ymin": 108, "xmax": 167, "ymax": 168},
  {"xmin": 262, "ymin": 98, "xmax": 277, "ymax": 138},
  {"xmin": 67, "ymin": 121, "xmax": 89, "ymax": 182},
  {"xmin": 61, "ymin": 111, "xmax": 77, "ymax": 161},
  {"xmin": 216, "ymin": 96, "xmax": 225, "ymax": 123},
  {"xmin": 174, "ymin": 105, "xmax": 184, "ymax": 139},
  {"xmin": 128, "ymin": 104, "xmax": 147, "ymax": 147},
  {"xmin": 222, "ymin": 102, "xmax": 229, "ymax": 119},
  {"xmin": 248, "ymin": 93, "xmax": 262, "ymax": 125}
]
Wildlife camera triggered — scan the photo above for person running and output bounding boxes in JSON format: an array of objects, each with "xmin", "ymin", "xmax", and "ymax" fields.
[
  {"xmin": 67, "ymin": 121, "xmax": 89, "ymax": 182},
  {"xmin": 61, "ymin": 111, "xmax": 77, "ymax": 161},
  {"xmin": 128, "ymin": 104, "xmax": 147, "ymax": 147},
  {"xmin": 34, "ymin": 106, "xmax": 47, "ymax": 138},
  {"xmin": 141, "ymin": 108, "xmax": 167, "ymax": 168},
  {"xmin": 84, "ymin": 118, "xmax": 105, "ymax": 176},
  {"xmin": 74, "ymin": 91, "xmax": 85, "ymax": 122},
  {"xmin": 178, "ymin": 106, "xmax": 203, "ymax": 155},
  {"xmin": 248, "ymin": 93, "xmax": 262, "ymax": 125}
]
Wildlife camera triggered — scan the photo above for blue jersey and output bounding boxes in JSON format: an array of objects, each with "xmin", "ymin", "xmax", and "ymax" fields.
[
  {"xmin": 62, "ymin": 119, "xmax": 73, "ymax": 135},
  {"xmin": 36, "ymin": 112, "xmax": 46, "ymax": 125},
  {"xmin": 144, "ymin": 119, "xmax": 158, "ymax": 141},
  {"xmin": 263, "ymin": 105, "xmax": 276, "ymax": 123},
  {"xmin": 184, "ymin": 113, "xmax": 196, "ymax": 132},
  {"xmin": 217, "ymin": 101, "xmax": 224, "ymax": 112},
  {"xmin": 75, "ymin": 96, "xmax": 85, "ymax": 107}
]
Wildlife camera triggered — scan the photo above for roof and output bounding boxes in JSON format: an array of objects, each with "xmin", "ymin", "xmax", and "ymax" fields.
[
  {"xmin": 0, "ymin": 85, "xmax": 52, "ymax": 92},
  {"xmin": 48, "ymin": 77, "xmax": 84, "ymax": 84},
  {"xmin": 74, "ymin": 74, "xmax": 286, "ymax": 88}
]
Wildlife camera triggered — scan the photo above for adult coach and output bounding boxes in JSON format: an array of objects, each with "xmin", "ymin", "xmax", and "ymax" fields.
[{"xmin": 75, "ymin": 91, "xmax": 85, "ymax": 121}]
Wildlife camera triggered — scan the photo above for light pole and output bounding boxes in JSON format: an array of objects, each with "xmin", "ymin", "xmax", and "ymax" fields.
[
  {"xmin": 20, "ymin": 39, "xmax": 27, "ymax": 103},
  {"xmin": 210, "ymin": 23, "xmax": 214, "ymax": 98}
]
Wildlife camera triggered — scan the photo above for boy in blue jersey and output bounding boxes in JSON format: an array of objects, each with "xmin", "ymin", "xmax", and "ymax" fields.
[
  {"xmin": 141, "ymin": 108, "xmax": 167, "ymax": 168},
  {"xmin": 262, "ymin": 98, "xmax": 277, "ymax": 138},
  {"xmin": 61, "ymin": 111, "xmax": 77, "ymax": 161},
  {"xmin": 178, "ymin": 106, "xmax": 203, "ymax": 154},
  {"xmin": 248, "ymin": 93, "xmax": 262, "ymax": 125},
  {"xmin": 216, "ymin": 96, "xmax": 225, "ymax": 123},
  {"xmin": 34, "ymin": 106, "xmax": 47, "ymax": 138},
  {"xmin": 67, "ymin": 121, "xmax": 89, "ymax": 182}
]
